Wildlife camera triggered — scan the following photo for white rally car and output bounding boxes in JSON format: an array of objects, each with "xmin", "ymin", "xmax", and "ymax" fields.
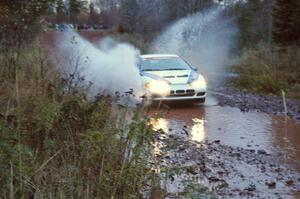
[{"xmin": 139, "ymin": 54, "xmax": 207, "ymax": 103}]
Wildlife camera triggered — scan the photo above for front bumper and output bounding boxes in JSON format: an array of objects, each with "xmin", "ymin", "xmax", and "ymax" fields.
[{"xmin": 147, "ymin": 84, "xmax": 207, "ymax": 101}]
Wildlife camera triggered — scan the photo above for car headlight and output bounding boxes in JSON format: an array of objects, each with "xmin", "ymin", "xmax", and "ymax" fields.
[
  {"xmin": 190, "ymin": 76, "xmax": 207, "ymax": 88},
  {"xmin": 144, "ymin": 80, "xmax": 170, "ymax": 96}
]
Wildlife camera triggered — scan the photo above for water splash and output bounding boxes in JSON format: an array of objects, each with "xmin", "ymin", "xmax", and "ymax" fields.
[
  {"xmin": 151, "ymin": 8, "xmax": 239, "ymax": 85},
  {"xmin": 53, "ymin": 30, "xmax": 143, "ymax": 99}
]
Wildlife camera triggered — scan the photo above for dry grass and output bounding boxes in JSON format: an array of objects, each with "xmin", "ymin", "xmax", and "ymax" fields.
[
  {"xmin": 0, "ymin": 40, "xmax": 160, "ymax": 198},
  {"xmin": 234, "ymin": 43, "xmax": 300, "ymax": 98}
]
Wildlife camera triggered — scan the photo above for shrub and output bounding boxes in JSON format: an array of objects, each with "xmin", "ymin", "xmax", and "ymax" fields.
[
  {"xmin": 234, "ymin": 43, "xmax": 300, "ymax": 98},
  {"xmin": 0, "ymin": 41, "xmax": 158, "ymax": 198}
]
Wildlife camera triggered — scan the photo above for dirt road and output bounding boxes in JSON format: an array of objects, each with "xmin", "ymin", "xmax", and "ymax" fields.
[{"xmin": 150, "ymin": 93, "xmax": 300, "ymax": 198}]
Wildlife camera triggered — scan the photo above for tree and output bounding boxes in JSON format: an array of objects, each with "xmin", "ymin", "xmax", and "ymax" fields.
[
  {"xmin": 69, "ymin": 0, "xmax": 86, "ymax": 23},
  {"xmin": 118, "ymin": 0, "xmax": 216, "ymax": 34},
  {"xmin": 119, "ymin": 0, "xmax": 140, "ymax": 33},
  {"xmin": 237, "ymin": 0, "xmax": 274, "ymax": 48},
  {"xmin": 95, "ymin": 0, "xmax": 118, "ymax": 11},
  {"xmin": 56, "ymin": 0, "xmax": 67, "ymax": 23},
  {"xmin": 0, "ymin": 0, "xmax": 55, "ymax": 77},
  {"xmin": 272, "ymin": 0, "xmax": 300, "ymax": 46},
  {"xmin": 0, "ymin": 0, "xmax": 55, "ymax": 50},
  {"xmin": 164, "ymin": 0, "xmax": 215, "ymax": 22},
  {"xmin": 89, "ymin": 3, "xmax": 95, "ymax": 23}
]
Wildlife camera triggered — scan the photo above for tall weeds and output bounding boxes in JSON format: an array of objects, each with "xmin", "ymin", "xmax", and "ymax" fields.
[
  {"xmin": 234, "ymin": 44, "xmax": 300, "ymax": 98},
  {"xmin": 0, "ymin": 40, "xmax": 158, "ymax": 198}
]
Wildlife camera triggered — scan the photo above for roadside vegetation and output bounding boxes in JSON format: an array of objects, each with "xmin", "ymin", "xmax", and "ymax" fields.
[
  {"xmin": 230, "ymin": 0, "xmax": 300, "ymax": 98},
  {"xmin": 0, "ymin": 34, "xmax": 161, "ymax": 199},
  {"xmin": 234, "ymin": 44, "xmax": 300, "ymax": 98},
  {"xmin": 0, "ymin": 2, "xmax": 160, "ymax": 198}
]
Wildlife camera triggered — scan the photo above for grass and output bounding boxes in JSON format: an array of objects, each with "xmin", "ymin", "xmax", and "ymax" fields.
[
  {"xmin": 233, "ymin": 43, "xmax": 300, "ymax": 99},
  {"xmin": 0, "ymin": 40, "xmax": 160, "ymax": 198}
]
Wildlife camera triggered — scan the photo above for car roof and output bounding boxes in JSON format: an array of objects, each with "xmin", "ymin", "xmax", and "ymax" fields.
[{"xmin": 140, "ymin": 54, "xmax": 179, "ymax": 59}]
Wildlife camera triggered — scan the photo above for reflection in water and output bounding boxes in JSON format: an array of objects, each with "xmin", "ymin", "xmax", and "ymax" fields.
[
  {"xmin": 149, "ymin": 104, "xmax": 300, "ymax": 171},
  {"xmin": 150, "ymin": 106, "xmax": 208, "ymax": 147},
  {"xmin": 151, "ymin": 117, "xmax": 206, "ymax": 143},
  {"xmin": 271, "ymin": 116, "xmax": 300, "ymax": 169},
  {"xmin": 150, "ymin": 115, "xmax": 206, "ymax": 159},
  {"xmin": 205, "ymin": 106, "xmax": 273, "ymax": 150},
  {"xmin": 191, "ymin": 118, "xmax": 205, "ymax": 142},
  {"xmin": 150, "ymin": 118, "xmax": 169, "ymax": 157},
  {"xmin": 151, "ymin": 118, "xmax": 169, "ymax": 132}
]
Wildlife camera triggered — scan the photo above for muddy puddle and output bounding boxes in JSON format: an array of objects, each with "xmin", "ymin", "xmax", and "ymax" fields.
[
  {"xmin": 150, "ymin": 96, "xmax": 300, "ymax": 170},
  {"xmin": 149, "ymin": 96, "xmax": 300, "ymax": 198}
]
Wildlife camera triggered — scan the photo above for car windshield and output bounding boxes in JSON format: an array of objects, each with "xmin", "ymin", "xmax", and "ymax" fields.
[{"xmin": 141, "ymin": 57, "xmax": 191, "ymax": 71}]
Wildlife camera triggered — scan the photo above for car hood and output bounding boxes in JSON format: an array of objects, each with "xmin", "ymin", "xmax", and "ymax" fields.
[{"xmin": 142, "ymin": 70, "xmax": 192, "ymax": 84}]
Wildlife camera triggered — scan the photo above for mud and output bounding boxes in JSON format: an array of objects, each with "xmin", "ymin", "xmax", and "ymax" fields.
[
  {"xmin": 154, "ymin": 135, "xmax": 300, "ymax": 198},
  {"xmin": 150, "ymin": 102, "xmax": 300, "ymax": 198},
  {"xmin": 212, "ymin": 86, "xmax": 300, "ymax": 122}
]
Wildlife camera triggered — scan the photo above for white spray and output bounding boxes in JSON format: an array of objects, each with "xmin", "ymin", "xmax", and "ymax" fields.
[
  {"xmin": 151, "ymin": 8, "xmax": 239, "ymax": 86},
  {"xmin": 53, "ymin": 31, "xmax": 143, "ymax": 99}
]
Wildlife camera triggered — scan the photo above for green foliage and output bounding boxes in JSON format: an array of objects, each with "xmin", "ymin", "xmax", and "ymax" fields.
[
  {"xmin": 234, "ymin": 44, "xmax": 300, "ymax": 98},
  {"xmin": 69, "ymin": 0, "xmax": 87, "ymax": 23},
  {"xmin": 119, "ymin": 0, "xmax": 140, "ymax": 33},
  {"xmin": 0, "ymin": 42, "xmax": 159, "ymax": 198},
  {"xmin": 0, "ymin": 0, "xmax": 55, "ymax": 50},
  {"xmin": 37, "ymin": 100, "xmax": 61, "ymax": 132},
  {"xmin": 118, "ymin": 0, "xmax": 215, "ymax": 34},
  {"xmin": 0, "ymin": 122, "xmax": 16, "ymax": 185},
  {"xmin": 89, "ymin": 3, "xmax": 97, "ymax": 24},
  {"xmin": 165, "ymin": 0, "xmax": 214, "ymax": 20},
  {"xmin": 56, "ymin": 0, "xmax": 68, "ymax": 22},
  {"xmin": 236, "ymin": 0, "xmax": 272, "ymax": 49},
  {"xmin": 272, "ymin": 0, "xmax": 300, "ymax": 46}
]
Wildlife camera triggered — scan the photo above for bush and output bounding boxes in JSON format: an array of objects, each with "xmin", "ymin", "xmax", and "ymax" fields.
[
  {"xmin": 0, "ymin": 41, "xmax": 158, "ymax": 198},
  {"xmin": 234, "ymin": 43, "xmax": 300, "ymax": 98}
]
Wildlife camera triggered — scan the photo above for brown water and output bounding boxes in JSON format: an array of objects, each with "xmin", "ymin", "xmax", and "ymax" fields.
[
  {"xmin": 149, "ymin": 96, "xmax": 300, "ymax": 198},
  {"xmin": 150, "ymin": 96, "xmax": 300, "ymax": 171}
]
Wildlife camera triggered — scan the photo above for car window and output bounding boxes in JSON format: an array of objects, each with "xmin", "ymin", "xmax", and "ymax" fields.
[{"xmin": 141, "ymin": 57, "xmax": 191, "ymax": 71}]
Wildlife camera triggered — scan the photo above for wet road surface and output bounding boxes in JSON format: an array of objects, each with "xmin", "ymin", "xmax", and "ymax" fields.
[
  {"xmin": 151, "ymin": 96, "xmax": 300, "ymax": 170},
  {"xmin": 149, "ymin": 95, "xmax": 300, "ymax": 198}
]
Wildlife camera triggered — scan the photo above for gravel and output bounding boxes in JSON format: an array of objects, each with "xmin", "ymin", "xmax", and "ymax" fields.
[{"xmin": 211, "ymin": 86, "xmax": 300, "ymax": 121}]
